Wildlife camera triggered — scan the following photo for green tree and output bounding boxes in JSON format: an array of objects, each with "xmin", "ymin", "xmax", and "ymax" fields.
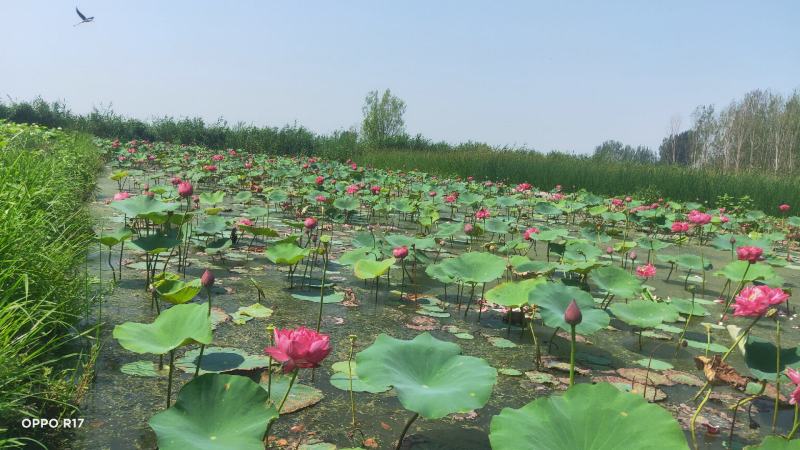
[{"xmin": 361, "ymin": 89, "xmax": 406, "ymax": 147}]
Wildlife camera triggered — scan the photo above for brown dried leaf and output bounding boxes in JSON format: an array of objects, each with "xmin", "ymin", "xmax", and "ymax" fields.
[{"xmin": 693, "ymin": 355, "xmax": 749, "ymax": 390}]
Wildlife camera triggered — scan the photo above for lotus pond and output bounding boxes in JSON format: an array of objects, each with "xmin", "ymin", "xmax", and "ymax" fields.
[{"xmin": 70, "ymin": 139, "xmax": 800, "ymax": 449}]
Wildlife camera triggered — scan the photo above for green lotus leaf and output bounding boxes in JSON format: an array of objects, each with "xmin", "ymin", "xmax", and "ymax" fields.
[
  {"xmin": 154, "ymin": 278, "xmax": 202, "ymax": 305},
  {"xmin": 356, "ymin": 333, "xmax": 497, "ymax": 419},
  {"xmin": 636, "ymin": 237, "xmax": 672, "ymax": 251},
  {"xmin": 291, "ymin": 291, "xmax": 345, "ymax": 303},
  {"xmin": 354, "ymin": 257, "xmax": 396, "ymax": 279},
  {"xmin": 233, "ymin": 191, "xmax": 253, "ymax": 203},
  {"xmin": 204, "ymin": 238, "xmax": 232, "ymax": 255},
  {"xmin": 483, "ymin": 218, "xmax": 513, "ymax": 234},
  {"xmin": 489, "ymin": 383, "xmax": 687, "ymax": 450},
  {"xmin": 609, "ymin": 301, "xmax": 680, "ymax": 329},
  {"xmin": 513, "ymin": 259, "xmax": 558, "ymax": 275},
  {"xmin": 261, "ymin": 374, "xmax": 324, "ymax": 414},
  {"xmin": 238, "ymin": 224, "xmax": 279, "ymax": 237},
  {"xmin": 536, "ymin": 228, "xmax": 570, "ymax": 242},
  {"xmin": 329, "ymin": 371, "xmax": 392, "ymax": 394},
  {"xmin": 485, "ymin": 278, "xmax": 547, "ymax": 308},
  {"xmin": 333, "ymin": 196, "xmax": 359, "ymax": 211},
  {"xmin": 199, "ymin": 190, "xmax": 226, "ymax": 205},
  {"xmin": 111, "ymin": 195, "xmax": 179, "ymax": 217},
  {"xmin": 743, "ymin": 335, "xmax": 800, "ymax": 381},
  {"xmin": 265, "ymin": 243, "xmax": 310, "ymax": 265},
  {"xmin": 434, "ymin": 221, "xmax": 464, "ymax": 238},
  {"xmin": 237, "ymin": 303, "xmax": 273, "ymax": 318},
  {"xmin": 534, "ymin": 202, "xmax": 563, "ymax": 216},
  {"xmin": 338, "ymin": 247, "xmax": 377, "ymax": 266},
  {"xmin": 129, "ymin": 232, "xmax": 181, "ymax": 254},
  {"xmin": 245, "ymin": 206, "xmax": 269, "ymax": 217},
  {"xmin": 716, "ymin": 260, "xmax": 777, "ymax": 283},
  {"xmin": 425, "ymin": 262, "xmax": 457, "ymax": 284},
  {"xmin": 672, "ymin": 254, "xmax": 710, "ymax": 271},
  {"xmin": 194, "ymin": 216, "xmax": 229, "ymax": 235},
  {"xmin": 440, "ymin": 252, "xmax": 506, "ymax": 285},
  {"xmin": 149, "ymin": 373, "xmax": 277, "ymax": 450},
  {"xmin": 530, "ymin": 283, "xmax": 610, "ymax": 335},
  {"xmin": 563, "ymin": 242, "xmax": 602, "ymax": 262},
  {"xmin": 591, "ymin": 266, "xmax": 642, "ymax": 298},
  {"xmin": 634, "ymin": 358, "xmax": 674, "ymax": 371},
  {"xmin": 176, "ymin": 347, "xmax": 272, "ymax": 375},
  {"xmin": 99, "ymin": 227, "xmax": 134, "ymax": 247},
  {"xmin": 667, "ymin": 298, "xmax": 709, "ymax": 317},
  {"xmin": 744, "ymin": 436, "xmax": 800, "ymax": 449},
  {"xmin": 113, "ymin": 303, "xmax": 213, "ymax": 355}
]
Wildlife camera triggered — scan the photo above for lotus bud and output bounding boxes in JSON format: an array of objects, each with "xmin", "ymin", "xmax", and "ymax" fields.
[
  {"xmin": 201, "ymin": 269, "xmax": 215, "ymax": 289},
  {"xmin": 393, "ymin": 246, "xmax": 409, "ymax": 259},
  {"xmin": 304, "ymin": 217, "xmax": 318, "ymax": 230},
  {"xmin": 629, "ymin": 251, "xmax": 637, "ymax": 261},
  {"xmin": 177, "ymin": 181, "xmax": 194, "ymax": 198},
  {"xmin": 564, "ymin": 299, "xmax": 582, "ymax": 326}
]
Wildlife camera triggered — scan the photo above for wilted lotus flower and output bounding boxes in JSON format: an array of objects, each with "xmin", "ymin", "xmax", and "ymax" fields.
[
  {"xmin": 564, "ymin": 299, "xmax": 582, "ymax": 326},
  {"xmin": 392, "ymin": 246, "xmax": 409, "ymax": 259},
  {"xmin": 170, "ymin": 176, "xmax": 182, "ymax": 185},
  {"xmin": 304, "ymin": 217, "xmax": 318, "ymax": 230},
  {"xmin": 201, "ymin": 269, "xmax": 215, "ymax": 289},
  {"xmin": 177, "ymin": 181, "xmax": 193, "ymax": 198},
  {"xmin": 736, "ymin": 246, "xmax": 763, "ymax": 264},
  {"xmin": 265, "ymin": 327, "xmax": 331, "ymax": 372}
]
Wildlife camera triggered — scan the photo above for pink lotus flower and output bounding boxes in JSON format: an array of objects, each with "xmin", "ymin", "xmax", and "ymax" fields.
[
  {"xmin": 635, "ymin": 263, "xmax": 656, "ymax": 279},
  {"xmin": 211, "ymin": 154, "xmax": 224, "ymax": 162},
  {"xmin": 350, "ymin": 163, "xmax": 358, "ymax": 170},
  {"xmin": 265, "ymin": 327, "xmax": 331, "ymax": 372},
  {"xmin": 201, "ymin": 269, "xmax": 215, "ymax": 289},
  {"xmin": 687, "ymin": 210, "xmax": 712, "ymax": 225},
  {"xmin": 671, "ymin": 221, "xmax": 690, "ymax": 233},
  {"xmin": 177, "ymin": 181, "xmax": 194, "ymax": 198},
  {"xmin": 523, "ymin": 227, "xmax": 539, "ymax": 240},
  {"xmin": 170, "ymin": 176, "xmax": 182, "ymax": 186},
  {"xmin": 624, "ymin": 196, "xmax": 632, "ymax": 203},
  {"xmin": 464, "ymin": 223, "xmax": 474, "ymax": 235},
  {"xmin": 551, "ymin": 193, "xmax": 564, "ymax": 201},
  {"xmin": 346, "ymin": 184, "xmax": 359, "ymax": 195},
  {"xmin": 515, "ymin": 182, "xmax": 532, "ymax": 192},
  {"xmin": 111, "ymin": 139, "xmax": 120, "ymax": 149},
  {"xmin": 244, "ymin": 161, "xmax": 253, "ymax": 169},
  {"xmin": 475, "ymin": 208, "xmax": 490, "ymax": 220},
  {"xmin": 127, "ymin": 147, "xmax": 137, "ymax": 154},
  {"xmin": 304, "ymin": 217, "xmax": 318, "ymax": 230},
  {"xmin": 428, "ymin": 191, "xmax": 437, "ymax": 197},
  {"xmin": 392, "ymin": 246, "xmax": 409, "ymax": 259},
  {"xmin": 228, "ymin": 149, "xmax": 237, "ymax": 156},
  {"xmin": 444, "ymin": 194, "xmax": 457, "ymax": 203},
  {"xmin": 564, "ymin": 299, "xmax": 582, "ymax": 326},
  {"xmin": 785, "ymin": 368, "xmax": 800, "ymax": 405},
  {"xmin": 370, "ymin": 185, "xmax": 381, "ymax": 194},
  {"xmin": 203, "ymin": 165, "xmax": 217, "ymax": 172},
  {"xmin": 117, "ymin": 155, "xmax": 127, "ymax": 162},
  {"xmin": 606, "ymin": 246, "xmax": 614, "ymax": 255},
  {"xmin": 113, "ymin": 192, "xmax": 131, "ymax": 201},
  {"xmin": 736, "ymin": 246, "xmax": 763, "ymax": 264},
  {"xmin": 719, "ymin": 215, "xmax": 729, "ymax": 223},
  {"xmin": 315, "ymin": 195, "xmax": 327, "ymax": 203},
  {"xmin": 732, "ymin": 285, "xmax": 789, "ymax": 317},
  {"xmin": 779, "ymin": 204, "xmax": 790, "ymax": 213},
  {"xmin": 238, "ymin": 218, "xmax": 254, "ymax": 227},
  {"xmin": 611, "ymin": 198, "xmax": 624, "ymax": 207},
  {"xmin": 467, "ymin": 176, "xmax": 474, "ymax": 181}
]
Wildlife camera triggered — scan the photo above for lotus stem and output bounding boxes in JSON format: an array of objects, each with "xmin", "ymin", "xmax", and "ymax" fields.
[
  {"xmin": 789, "ymin": 404, "xmax": 799, "ymax": 440},
  {"xmin": 166, "ymin": 349, "xmax": 175, "ymax": 408},
  {"xmin": 728, "ymin": 382, "xmax": 765, "ymax": 447},
  {"xmin": 396, "ymin": 412, "xmax": 419, "ymax": 450},
  {"xmin": 315, "ymin": 246, "xmax": 329, "ymax": 333},
  {"xmin": 568, "ymin": 324, "xmax": 577, "ymax": 386},
  {"xmin": 528, "ymin": 307, "xmax": 540, "ymax": 370},
  {"xmin": 347, "ymin": 335, "xmax": 358, "ymax": 430},
  {"xmin": 772, "ymin": 318, "xmax": 781, "ymax": 432},
  {"xmin": 690, "ymin": 387, "xmax": 712, "ymax": 450},
  {"xmin": 277, "ymin": 369, "xmax": 299, "ymax": 413}
]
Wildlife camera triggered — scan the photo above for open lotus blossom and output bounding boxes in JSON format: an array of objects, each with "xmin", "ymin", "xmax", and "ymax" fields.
[
  {"xmin": 304, "ymin": 217, "xmax": 318, "ymax": 229},
  {"xmin": 392, "ymin": 246, "xmax": 409, "ymax": 259},
  {"xmin": 177, "ymin": 181, "xmax": 193, "ymax": 198},
  {"xmin": 475, "ymin": 208, "xmax": 490, "ymax": 219},
  {"xmin": 265, "ymin": 327, "xmax": 331, "ymax": 372},
  {"xmin": 203, "ymin": 164, "xmax": 217, "ymax": 172},
  {"xmin": 350, "ymin": 163, "xmax": 358, "ymax": 170},
  {"xmin": 732, "ymin": 285, "xmax": 789, "ymax": 317},
  {"xmin": 315, "ymin": 175, "xmax": 325, "ymax": 185},
  {"xmin": 211, "ymin": 154, "xmax": 224, "ymax": 161},
  {"xmin": 515, "ymin": 182, "xmax": 532, "ymax": 192},
  {"xmin": 346, "ymin": 184, "xmax": 360, "ymax": 195},
  {"xmin": 785, "ymin": 368, "xmax": 800, "ymax": 405},
  {"xmin": 779, "ymin": 204, "xmax": 791, "ymax": 212},
  {"xmin": 444, "ymin": 194, "xmax": 457, "ymax": 203},
  {"xmin": 113, "ymin": 192, "xmax": 131, "ymax": 201},
  {"xmin": 687, "ymin": 210, "xmax": 712, "ymax": 225},
  {"xmin": 611, "ymin": 198, "xmax": 624, "ymax": 207},
  {"xmin": 719, "ymin": 215, "xmax": 729, "ymax": 223},
  {"xmin": 551, "ymin": 193, "xmax": 564, "ymax": 201},
  {"xmin": 523, "ymin": 227, "xmax": 539, "ymax": 240},
  {"xmin": 237, "ymin": 218, "xmax": 254, "ymax": 227},
  {"xmin": 117, "ymin": 155, "xmax": 127, "ymax": 162},
  {"xmin": 736, "ymin": 246, "xmax": 763, "ymax": 263},
  {"xmin": 228, "ymin": 149, "xmax": 237, "ymax": 156},
  {"xmin": 671, "ymin": 221, "xmax": 690, "ymax": 233},
  {"xmin": 635, "ymin": 263, "xmax": 656, "ymax": 279},
  {"xmin": 624, "ymin": 196, "xmax": 632, "ymax": 203},
  {"xmin": 315, "ymin": 195, "xmax": 327, "ymax": 203},
  {"xmin": 370, "ymin": 185, "xmax": 381, "ymax": 194},
  {"xmin": 464, "ymin": 223, "xmax": 474, "ymax": 235}
]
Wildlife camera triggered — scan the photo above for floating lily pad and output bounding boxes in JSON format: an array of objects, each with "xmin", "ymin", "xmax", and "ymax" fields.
[
  {"xmin": 498, "ymin": 368, "xmax": 523, "ymax": 376},
  {"xmin": 176, "ymin": 347, "xmax": 271, "ymax": 374},
  {"xmin": 440, "ymin": 252, "xmax": 507, "ymax": 285},
  {"xmin": 634, "ymin": 358, "xmax": 674, "ymax": 371},
  {"xmin": 149, "ymin": 373, "xmax": 277, "ymax": 450},
  {"xmin": 230, "ymin": 311, "xmax": 253, "ymax": 325},
  {"xmin": 591, "ymin": 266, "xmax": 643, "ymax": 298},
  {"xmin": 524, "ymin": 371, "xmax": 559, "ymax": 385},
  {"xmin": 291, "ymin": 291, "xmax": 345, "ymax": 303},
  {"xmin": 237, "ymin": 303, "xmax": 273, "ymax": 318},
  {"xmin": 261, "ymin": 374, "xmax": 324, "ymax": 414},
  {"xmin": 684, "ymin": 339, "xmax": 727, "ymax": 353},
  {"xmin": 743, "ymin": 335, "xmax": 800, "ymax": 381},
  {"xmin": 120, "ymin": 360, "xmax": 169, "ymax": 377},
  {"xmin": 489, "ymin": 383, "xmax": 686, "ymax": 450},
  {"xmin": 329, "ymin": 372, "xmax": 392, "ymax": 394},
  {"xmin": 609, "ymin": 301, "xmax": 679, "ymax": 329},
  {"xmin": 454, "ymin": 332, "xmax": 474, "ymax": 340},
  {"xmin": 487, "ymin": 336, "xmax": 517, "ymax": 348}
]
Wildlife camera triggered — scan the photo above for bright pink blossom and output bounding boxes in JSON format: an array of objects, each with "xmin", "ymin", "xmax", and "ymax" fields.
[
  {"xmin": 523, "ymin": 227, "xmax": 539, "ymax": 240},
  {"xmin": 732, "ymin": 285, "xmax": 789, "ymax": 317},
  {"xmin": 113, "ymin": 192, "xmax": 131, "ymax": 201},
  {"xmin": 304, "ymin": 217, "xmax": 318, "ymax": 230},
  {"xmin": 238, "ymin": 218, "xmax": 254, "ymax": 227},
  {"xmin": 687, "ymin": 210, "xmax": 712, "ymax": 225},
  {"xmin": 736, "ymin": 246, "xmax": 764, "ymax": 264},
  {"xmin": 671, "ymin": 221, "xmax": 690, "ymax": 233},
  {"xmin": 211, "ymin": 154, "xmax": 224, "ymax": 162},
  {"xmin": 475, "ymin": 208, "xmax": 490, "ymax": 220},
  {"xmin": 370, "ymin": 185, "xmax": 381, "ymax": 194},
  {"xmin": 177, "ymin": 181, "xmax": 194, "ymax": 198},
  {"xmin": 392, "ymin": 246, "xmax": 409, "ymax": 259},
  {"xmin": 779, "ymin": 204, "xmax": 790, "ymax": 212},
  {"xmin": 315, "ymin": 176, "xmax": 325, "ymax": 185},
  {"xmin": 265, "ymin": 327, "xmax": 331, "ymax": 372},
  {"xmin": 635, "ymin": 263, "xmax": 656, "ymax": 279},
  {"xmin": 346, "ymin": 184, "xmax": 359, "ymax": 195},
  {"xmin": 785, "ymin": 368, "xmax": 800, "ymax": 405}
]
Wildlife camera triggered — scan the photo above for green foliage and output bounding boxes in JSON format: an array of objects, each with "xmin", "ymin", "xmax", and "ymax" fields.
[{"xmin": 361, "ymin": 89, "xmax": 406, "ymax": 148}]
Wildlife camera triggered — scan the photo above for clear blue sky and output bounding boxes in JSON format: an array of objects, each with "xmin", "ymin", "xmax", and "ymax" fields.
[{"xmin": 2, "ymin": 1, "xmax": 798, "ymax": 153}]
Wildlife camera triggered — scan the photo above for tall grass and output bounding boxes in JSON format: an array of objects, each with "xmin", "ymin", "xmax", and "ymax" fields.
[
  {"xmin": 356, "ymin": 147, "xmax": 800, "ymax": 211},
  {"xmin": 0, "ymin": 122, "xmax": 101, "ymax": 446}
]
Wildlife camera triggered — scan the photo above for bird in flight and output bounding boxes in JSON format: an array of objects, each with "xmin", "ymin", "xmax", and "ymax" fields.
[{"xmin": 74, "ymin": 7, "xmax": 94, "ymax": 26}]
